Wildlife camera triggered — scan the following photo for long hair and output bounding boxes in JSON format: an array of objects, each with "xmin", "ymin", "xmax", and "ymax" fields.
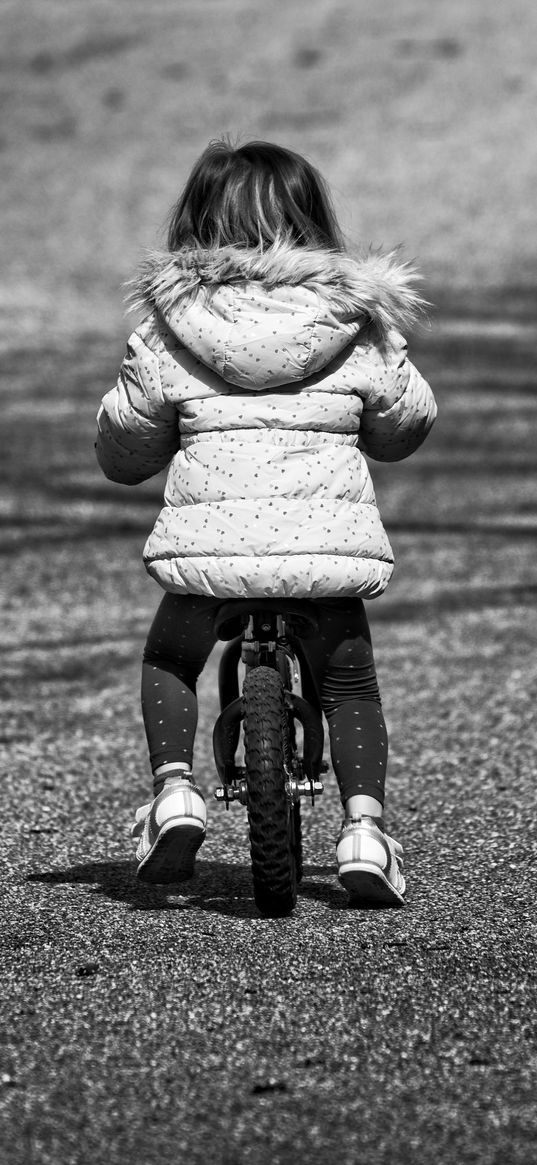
[{"xmin": 167, "ymin": 139, "xmax": 345, "ymax": 252}]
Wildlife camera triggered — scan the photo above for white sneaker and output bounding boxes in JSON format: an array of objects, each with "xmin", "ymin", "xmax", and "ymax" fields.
[
  {"xmin": 131, "ymin": 777, "xmax": 207, "ymax": 884},
  {"xmin": 336, "ymin": 816, "xmax": 405, "ymax": 905}
]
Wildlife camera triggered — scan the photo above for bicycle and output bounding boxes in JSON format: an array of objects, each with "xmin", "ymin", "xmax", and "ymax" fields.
[{"xmin": 211, "ymin": 599, "xmax": 327, "ymax": 917}]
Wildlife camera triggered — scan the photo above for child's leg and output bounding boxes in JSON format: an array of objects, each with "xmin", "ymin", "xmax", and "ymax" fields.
[
  {"xmin": 301, "ymin": 599, "xmax": 388, "ymax": 818},
  {"xmin": 134, "ymin": 592, "xmax": 225, "ymax": 884},
  {"xmin": 141, "ymin": 593, "xmax": 220, "ymax": 791},
  {"xmin": 297, "ymin": 600, "xmax": 404, "ymax": 905}
]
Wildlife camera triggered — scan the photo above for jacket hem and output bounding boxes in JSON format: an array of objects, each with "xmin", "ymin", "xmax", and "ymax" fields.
[{"xmin": 144, "ymin": 553, "xmax": 393, "ymax": 601}]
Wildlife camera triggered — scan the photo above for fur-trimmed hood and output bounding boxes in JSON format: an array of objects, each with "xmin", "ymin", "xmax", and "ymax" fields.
[{"xmin": 127, "ymin": 243, "xmax": 426, "ymax": 390}]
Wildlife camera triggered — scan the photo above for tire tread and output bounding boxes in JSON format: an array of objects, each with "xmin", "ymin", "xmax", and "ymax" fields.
[{"xmin": 243, "ymin": 666, "xmax": 297, "ymax": 916}]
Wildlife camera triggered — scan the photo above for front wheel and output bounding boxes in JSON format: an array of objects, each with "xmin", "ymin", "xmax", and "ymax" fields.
[{"xmin": 242, "ymin": 666, "xmax": 297, "ymax": 917}]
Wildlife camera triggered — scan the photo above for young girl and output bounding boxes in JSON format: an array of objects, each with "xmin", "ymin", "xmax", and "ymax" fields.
[{"xmin": 96, "ymin": 139, "xmax": 436, "ymax": 906}]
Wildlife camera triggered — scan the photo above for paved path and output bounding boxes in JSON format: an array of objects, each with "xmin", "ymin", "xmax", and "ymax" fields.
[{"xmin": 1, "ymin": 315, "xmax": 537, "ymax": 1164}]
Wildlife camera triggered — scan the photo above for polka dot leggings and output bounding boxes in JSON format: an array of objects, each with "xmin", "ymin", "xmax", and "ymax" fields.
[{"xmin": 141, "ymin": 593, "xmax": 388, "ymax": 806}]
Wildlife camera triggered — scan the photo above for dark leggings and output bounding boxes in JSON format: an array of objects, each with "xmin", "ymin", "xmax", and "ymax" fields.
[{"xmin": 142, "ymin": 594, "xmax": 388, "ymax": 806}]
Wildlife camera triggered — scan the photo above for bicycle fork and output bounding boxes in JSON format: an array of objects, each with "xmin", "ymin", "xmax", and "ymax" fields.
[
  {"xmin": 213, "ymin": 691, "xmax": 325, "ymax": 808},
  {"xmin": 212, "ymin": 614, "xmax": 325, "ymax": 809}
]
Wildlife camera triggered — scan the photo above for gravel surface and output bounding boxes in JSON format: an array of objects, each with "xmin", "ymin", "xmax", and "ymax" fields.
[{"xmin": 1, "ymin": 311, "xmax": 537, "ymax": 1164}]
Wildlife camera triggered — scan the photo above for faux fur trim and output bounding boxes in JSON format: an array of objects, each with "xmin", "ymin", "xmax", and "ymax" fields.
[{"xmin": 126, "ymin": 241, "xmax": 427, "ymax": 341}]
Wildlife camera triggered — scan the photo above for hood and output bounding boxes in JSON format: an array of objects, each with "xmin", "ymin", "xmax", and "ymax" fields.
[{"xmin": 128, "ymin": 242, "xmax": 426, "ymax": 390}]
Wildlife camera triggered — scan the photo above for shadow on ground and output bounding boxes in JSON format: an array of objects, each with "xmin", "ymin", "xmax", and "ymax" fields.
[{"xmin": 27, "ymin": 859, "xmax": 342, "ymax": 917}]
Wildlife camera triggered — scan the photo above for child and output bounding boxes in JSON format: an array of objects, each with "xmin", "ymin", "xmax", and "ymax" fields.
[{"xmin": 96, "ymin": 139, "xmax": 436, "ymax": 905}]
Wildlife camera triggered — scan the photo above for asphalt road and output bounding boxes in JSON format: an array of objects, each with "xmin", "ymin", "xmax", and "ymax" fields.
[{"xmin": 1, "ymin": 307, "xmax": 537, "ymax": 1164}]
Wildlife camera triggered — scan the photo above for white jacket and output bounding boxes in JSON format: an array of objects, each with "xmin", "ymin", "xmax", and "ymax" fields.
[{"xmin": 96, "ymin": 243, "xmax": 436, "ymax": 599}]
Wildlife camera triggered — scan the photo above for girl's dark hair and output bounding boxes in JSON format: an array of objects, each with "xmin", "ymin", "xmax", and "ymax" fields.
[{"xmin": 167, "ymin": 139, "xmax": 344, "ymax": 252}]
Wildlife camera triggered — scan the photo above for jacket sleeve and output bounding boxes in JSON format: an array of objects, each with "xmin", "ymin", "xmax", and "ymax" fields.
[
  {"xmin": 357, "ymin": 330, "xmax": 437, "ymax": 462},
  {"xmin": 95, "ymin": 329, "xmax": 181, "ymax": 485}
]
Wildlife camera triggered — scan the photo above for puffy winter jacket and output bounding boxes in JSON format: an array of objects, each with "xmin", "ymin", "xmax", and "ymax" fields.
[{"xmin": 96, "ymin": 243, "xmax": 436, "ymax": 599}]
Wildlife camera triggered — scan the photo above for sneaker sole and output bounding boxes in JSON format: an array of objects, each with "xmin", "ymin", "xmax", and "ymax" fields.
[
  {"xmin": 137, "ymin": 819, "xmax": 205, "ymax": 884},
  {"xmin": 338, "ymin": 861, "xmax": 405, "ymax": 906}
]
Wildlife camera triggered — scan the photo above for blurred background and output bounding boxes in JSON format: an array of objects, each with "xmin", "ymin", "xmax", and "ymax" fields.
[{"xmin": 3, "ymin": 0, "xmax": 537, "ymax": 347}]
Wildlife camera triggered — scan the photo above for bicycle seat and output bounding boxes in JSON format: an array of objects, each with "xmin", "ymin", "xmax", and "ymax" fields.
[{"xmin": 214, "ymin": 599, "xmax": 319, "ymax": 641}]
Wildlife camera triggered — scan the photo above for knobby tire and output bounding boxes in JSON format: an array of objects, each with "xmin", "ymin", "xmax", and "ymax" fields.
[{"xmin": 243, "ymin": 666, "xmax": 297, "ymax": 917}]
